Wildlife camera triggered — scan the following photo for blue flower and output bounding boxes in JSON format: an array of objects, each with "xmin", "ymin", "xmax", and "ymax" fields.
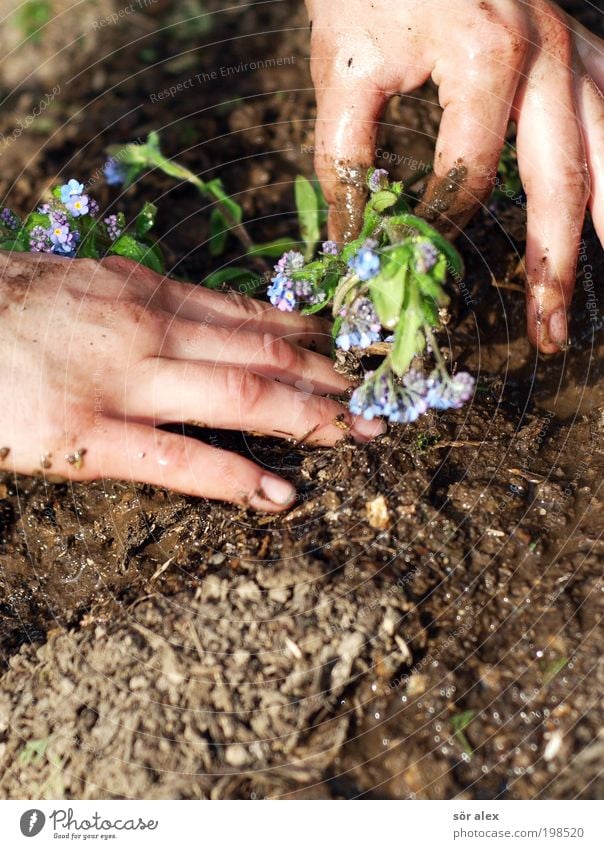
[
  {"xmin": 267, "ymin": 251, "xmax": 308, "ymax": 311},
  {"xmin": 426, "ymin": 370, "xmax": 474, "ymax": 410},
  {"xmin": 368, "ymin": 168, "xmax": 389, "ymax": 193},
  {"xmin": 103, "ymin": 158, "xmax": 126, "ymax": 186},
  {"xmin": 349, "ymin": 368, "xmax": 429, "ymax": 424},
  {"xmin": 65, "ymin": 195, "xmax": 90, "ymax": 217},
  {"xmin": 49, "ymin": 222, "xmax": 69, "ymax": 247},
  {"xmin": 59, "ymin": 179, "xmax": 85, "ymax": 203},
  {"xmin": 321, "ymin": 240, "xmax": 338, "ymax": 256},
  {"xmin": 336, "ymin": 297, "xmax": 381, "ymax": 351},
  {"xmin": 268, "ymin": 271, "xmax": 297, "ymax": 312},
  {"xmin": 348, "ymin": 246, "xmax": 380, "ymax": 281},
  {"xmin": 48, "ymin": 214, "xmax": 80, "ymax": 255}
]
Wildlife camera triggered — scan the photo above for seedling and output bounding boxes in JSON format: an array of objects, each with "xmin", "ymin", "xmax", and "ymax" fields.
[
  {"xmin": 267, "ymin": 168, "xmax": 475, "ymax": 424},
  {"xmin": 0, "ymin": 179, "xmax": 163, "ymax": 272}
]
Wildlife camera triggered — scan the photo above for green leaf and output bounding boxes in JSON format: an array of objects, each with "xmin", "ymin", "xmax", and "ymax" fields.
[
  {"xmin": 203, "ymin": 267, "xmax": 259, "ymax": 290},
  {"xmin": 301, "ymin": 300, "xmax": 327, "ymax": 316},
  {"xmin": 388, "ymin": 213, "xmax": 464, "ymax": 279},
  {"xmin": 369, "ymin": 263, "xmax": 407, "ymax": 330},
  {"xmin": 109, "ymin": 234, "xmax": 163, "ymax": 273},
  {"xmin": 313, "ymin": 178, "xmax": 328, "ymax": 227},
  {"xmin": 390, "ymin": 282, "xmax": 423, "ymax": 376},
  {"xmin": 24, "ymin": 211, "xmax": 50, "ymax": 231},
  {"xmin": 370, "ymin": 190, "xmax": 398, "ymax": 213},
  {"xmin": 359, "ymin": 208, "xmax": 381, "ymax": 242},
  {"xmin": 451, "ymin": 710, "xmax": 475, "ymax": 757},
  {"xmin": 542, "ymin": 656, "xmax": 568, "ymax": 686},
  {"xmin": 295, "ymin": 175, "xmax": 320, "ymax": 262},
  {"xmin": 420, "ymin": 296, "xmax": 440, "ymax": 326},
  {"xmin": 246, "ymin": 237, "xmax": 298, "ymax": 258},
  {"xmin": 206, "ymin": 179, "xmax": 243, "ymax": 224},
  {"xmin": 0, "ymin": 237, "xmax": 29, "ymax": 252},
  {"xmin": 135, "ymin": 202, "xmax": 157, "ymax": 238},
  {"xmin": 209, "ymin": 209, "xmax": 228, "ymax": 256},
  {"xmin": 76, "ymin": 224, "xmax": 99, "ymax": 259},
  {"xmin": 414, "ymin": 270, "xmax": 448, "ymax": 304}
]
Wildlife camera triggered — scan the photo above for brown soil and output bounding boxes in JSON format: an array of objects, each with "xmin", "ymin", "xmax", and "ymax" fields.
[{"xmin": 0, "ymin": 1, "xmax": 602, "ymax": 800}]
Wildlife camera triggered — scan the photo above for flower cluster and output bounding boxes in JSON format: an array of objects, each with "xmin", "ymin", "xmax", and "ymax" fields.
[
  {"xmin": 336, "ymin": 296, "xmax": 381, "ymax": 351},
  {"xmin": 350, "ymin": 369, "xmax": 429, "ymax": 423},
  {"xmin": 267, "ymin": 250, "xmax": 305, "ymax": 311},
  {"xmin": 350, "ymin": 367, "xmax": 474, "ymax": 424},
  {"xmin": 104, "ymin": 214, "xmax": 123, "ymax": 241},
  {"xmin": 368, "ymin": 168, "xmax": 389, "ymax": 193},
  {"xmin": 321, "ymin": 240, "xmax": 338, "ymax": 256},
  {"xmin": 426, "ymin": 370, "xmax": 474, "ymax": 410},
  {"xmin": 414, "ymin": 240, "xmax": 439, "ymax": 273},
  {"xmin": 0, "ymin": 208, "xmax": 19, "ymax": 230},
  {"xmin": 26, "ymin": 180, "xmax": 93, "ymax": 256},
  {"xmin": 30, "ymin": 210, "xmax": 80, "ymax": 256},
  {"xmin": 0, "ymin": 172, "xmax": 162, "ymax": 273},
  {"xmin": 266, "ymin": 162, "xmax": 474, "ymax": 427},
  {"xmin": 348, "ymin": 241, "xmax": 380, "ymax": 281},
  {"xmin": 266, "ymin": 250, "xmax": 329, "ymax": 312}
]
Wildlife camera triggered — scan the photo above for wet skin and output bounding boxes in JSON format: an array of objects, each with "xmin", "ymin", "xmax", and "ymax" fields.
[
  {"xmin": 306, "ymin": 0, "xmax": 604, "ymax": 353},
  {"xmin": 0, "ymin": 253, "xmax": 383, "ymax": 510}
]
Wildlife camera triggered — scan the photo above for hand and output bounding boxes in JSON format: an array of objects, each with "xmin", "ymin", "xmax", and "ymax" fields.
[
  {"xmin": 0, "ymin": 253, "xmax": 383, "ymax": 510},
  {"xmin": 306, "ymin": 0, "xmax": 603, "ymax": 353}
]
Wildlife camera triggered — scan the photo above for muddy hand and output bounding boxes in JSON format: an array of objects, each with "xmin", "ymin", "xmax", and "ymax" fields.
[
  {"xmin": 306, "ymin": 0, "xmax": 604, "ymax": 353},
  {"xmin": 0, "ymin": 253, "xmax": 383, "ymax": 510}
]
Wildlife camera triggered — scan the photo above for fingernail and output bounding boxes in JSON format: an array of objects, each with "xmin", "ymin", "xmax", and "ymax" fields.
[
  {"xmin": 548, "ymin": 309, "xmax": 568, "ymax": 350},
  {"xmin": 351, "ymin": 415, "xmax": 387, "ymax": 441},
  {"xmin": 259, "ymin": 475, "xmax": 296, "ymax": 506}
]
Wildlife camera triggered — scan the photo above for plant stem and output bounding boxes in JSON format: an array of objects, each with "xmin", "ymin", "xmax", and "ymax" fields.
[
  {"xmin": 332, "ymin": 273, "xmax": 362, "ymax": 318},
  {"xmin": 423, "ymin": 323, "xmax": 448, "ymax": 375}
]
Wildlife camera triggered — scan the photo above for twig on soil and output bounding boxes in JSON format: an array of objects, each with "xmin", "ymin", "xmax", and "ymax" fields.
[
  {"xmin": 293, "ymin": 424, "xmax": 320, "ymax": 446},
  {"xmin": 432, "ymin": 440, "xmax": 482, "ymax": 448},
  {"xmin": 151, "ymin": 556, "xmax": 175, "ymax": 581},
  {"xmin": 490, "ymin": 273, "xmax": 525, "ymax": 293}
]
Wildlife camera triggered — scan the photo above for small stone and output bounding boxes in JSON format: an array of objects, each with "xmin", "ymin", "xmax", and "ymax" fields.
[
  {"xmin": 201, "ymin": 574, "xmax": 223, "ymax": 601},
  {"xmin": 225, "ymin": 743, "xmax": 251, "ymax": 767},
  {"xmin": 366, "ymin": 495, "xmax": 391, "ymax": 530},
  {"xmin": 381, "ymin": 607, "xmax": 398, "ymax": 637},
  {"xmin": 268, "ymin": 587, "xmax": 289, "ymax": 604},
  {"xmin": 236, "ymin": 581, "xmax": 262, "ymax": 602}
]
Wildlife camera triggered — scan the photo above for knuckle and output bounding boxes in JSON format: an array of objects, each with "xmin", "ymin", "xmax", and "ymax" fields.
[
  {"xmin": 261, "ymin": 333, "xmax": 300, "ymax": 372},
  {"xmin": 306, "ymin": 395, "xmax": 337, "ymax": 426},
  {"xmin": 224, "ymin": 366, "xmax": 265, "ymax": 411},
  {"xmin": 154, "ymin": 432, "xmax": 189, "ymax": 469},
  {"xmin": 229, "ymin": 292, "xmax": 265, "ymax": 321},
  {"xmin": 558, "ymin": 163, "xmax": 591, "ymax": 202},
  {"xmin": 73, "ymin": 257, "xmax": 100, "ymax": 278}
]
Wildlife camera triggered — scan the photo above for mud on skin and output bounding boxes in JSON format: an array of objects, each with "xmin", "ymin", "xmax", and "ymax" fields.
[{"xmin": 0, "ymin": 0, "xmax": 602, "ymax": 802}]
